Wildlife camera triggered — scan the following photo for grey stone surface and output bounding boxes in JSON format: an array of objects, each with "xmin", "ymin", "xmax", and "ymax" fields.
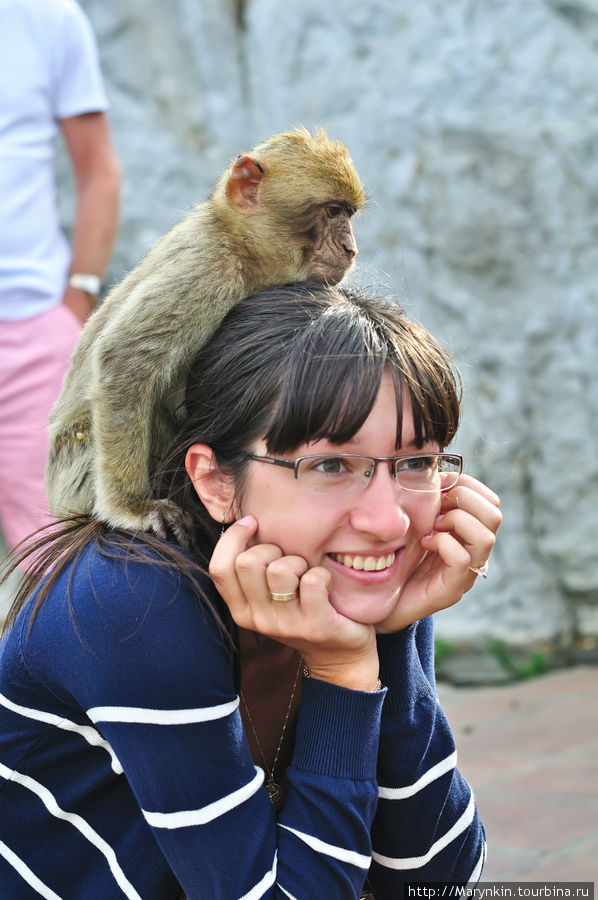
[{"xmin": 32, "ymin": 0, "xmax": 597, "ymax": 647}]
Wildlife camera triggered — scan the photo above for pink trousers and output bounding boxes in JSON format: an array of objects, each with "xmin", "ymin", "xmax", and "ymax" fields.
[{"xmin": 0, "ymin": 304, "xmax": 81, "ymax": 548}]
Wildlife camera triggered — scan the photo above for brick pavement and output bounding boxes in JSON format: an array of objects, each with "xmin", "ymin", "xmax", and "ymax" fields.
[{"xmin": 439, "ymin": 666, "xmax": 598, "ymax": 883}]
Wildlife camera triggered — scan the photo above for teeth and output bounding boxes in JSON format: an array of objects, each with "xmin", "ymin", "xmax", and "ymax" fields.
[{"xmin": 333, "ymin": 552, "xmax": 395, "ymax": 571}]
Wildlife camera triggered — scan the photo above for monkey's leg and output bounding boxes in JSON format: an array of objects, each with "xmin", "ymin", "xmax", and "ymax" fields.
[
  {"xmin": 90, "ymin": 370, "xmax": 192, "ymax": 540},
  {"xmin": 45, "ymin": 416, "xmax": 96, "ymax": 517}
]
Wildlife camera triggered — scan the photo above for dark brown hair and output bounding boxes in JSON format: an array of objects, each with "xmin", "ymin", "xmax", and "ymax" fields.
[{"xmin": 1, "ymin": 282, "xmax": 461, "ymax": 635}]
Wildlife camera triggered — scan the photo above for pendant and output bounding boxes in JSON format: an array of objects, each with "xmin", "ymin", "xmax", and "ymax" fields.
[{"xmin": 265, "ymin": 779, "xmax": 282, "ymax": 805}]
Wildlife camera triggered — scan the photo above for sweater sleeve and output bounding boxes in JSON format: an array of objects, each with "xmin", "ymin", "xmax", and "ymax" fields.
[
  {"xmin": 366, "ymin": 618, "xmax": 486, "ymax": 896},
  {"xmin": 21, "ymin": 546, "xmax": 384, "ymax": 899}
]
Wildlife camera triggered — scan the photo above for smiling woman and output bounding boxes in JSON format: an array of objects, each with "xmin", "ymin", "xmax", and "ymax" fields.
[
  {"xmin": 194, "ymin": 372, "xmax": 455, "ymax": 628},
  {"xmin": 0, "ymin": 282, "xmax": 501, "ymax": 898}
]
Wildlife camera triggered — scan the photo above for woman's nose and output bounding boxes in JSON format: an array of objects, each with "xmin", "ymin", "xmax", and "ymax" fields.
[{"xmin": 347, "ymin": 466, "xmax": 411, "ymax": 539}]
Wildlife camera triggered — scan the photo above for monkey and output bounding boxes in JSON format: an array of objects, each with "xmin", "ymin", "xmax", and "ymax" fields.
[{"xmin": 46, "ymin": 126, "xmax": 366, "ymax": 539}]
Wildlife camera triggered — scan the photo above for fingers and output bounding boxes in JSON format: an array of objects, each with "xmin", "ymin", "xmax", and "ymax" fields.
[
  {"xmin": 209, "ymin": 515, "xmax": 319, "ymax": 631},
  {"xmin": 419, "ymin": 475, "xmax": 501, "ymax": 598},
  {"xmin": 444, "ymin": 473, "xmax": 501, "ymax": 513},
  {"xmin": 209, "ymin": 518, "xmax": 374, "ymax": 674},
  {"xmin": 437, "ymin": 477, "xmax": 502, "ymax": 565},
  {"xmin": 265, "ymin": 554, "xmax": 310, "ymax": 598},
  {"xmin": 209, "ymin": 516, "xmax": 263, "ymax": 627}
]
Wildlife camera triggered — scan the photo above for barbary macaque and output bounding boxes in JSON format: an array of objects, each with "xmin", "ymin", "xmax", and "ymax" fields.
[{"xmin": 46, "ymin": 127, "xmax": 366, "ymax": 537}]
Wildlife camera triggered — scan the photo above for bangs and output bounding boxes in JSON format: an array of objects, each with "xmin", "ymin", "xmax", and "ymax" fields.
[
  {"xmin": 265, "ymin": 304, "xmax": 389, "ymax": 452},
  {"xmin": 264, "ymin": 291, "xmax": 460, "ymax": 454},
  {"xmin": 181, "ymin": 283, "xmax": 460, "ymax": 473},
  {"xmin": 388, "ymin": 319, "xmax": 461, "ymax": 450}
]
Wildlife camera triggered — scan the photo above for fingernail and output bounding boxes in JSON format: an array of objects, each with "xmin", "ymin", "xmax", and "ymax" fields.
[
  {"xmin": 435, "ymin": 514, "xmax": 445, "ymax": 524},
  {"xmin": 237, "ymin": 516, "xmax": 254, "ymax": 527}
]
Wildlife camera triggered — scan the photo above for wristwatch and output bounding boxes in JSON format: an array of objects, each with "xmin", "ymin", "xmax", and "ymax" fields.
[{"xmin": 68, "ymin": 273, "xmax": 102, "ymax": 298}]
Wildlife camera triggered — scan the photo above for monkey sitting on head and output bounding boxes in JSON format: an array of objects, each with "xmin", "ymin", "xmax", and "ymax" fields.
[{"xmin": 46, "ymin": 126, "xmax": 366, "ymax": 539}]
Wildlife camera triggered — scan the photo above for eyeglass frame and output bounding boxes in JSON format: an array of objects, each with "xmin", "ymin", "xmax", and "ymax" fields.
[{"xmin": 243, "ymin": 451, "xmax": 463, "ymax": 493}]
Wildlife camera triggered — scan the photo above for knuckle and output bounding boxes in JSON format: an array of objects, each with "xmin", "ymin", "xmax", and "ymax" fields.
[
  {"xmin": 287, "ymin": 555, "xmax": 310, "ymax": 576},
  {"xmin": 267, "ymin": 558, "xmax": 291, "ymax": 579},
  {"xmin": 235, "ymin": 550, "xmax": 257, "ymax": 575},
  {"xmin": 208, "ymin": 559, "xmax": 226, "ymax": 582},
  {"xmin": 300, "ymin": 567, "xmax": 329, "ymax": 590},
  {"xmin": 488, "ymin": 531, "xmax": 497, "ymax": 550}
]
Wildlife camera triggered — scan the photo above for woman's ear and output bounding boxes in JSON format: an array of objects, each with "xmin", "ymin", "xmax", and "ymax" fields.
[{"xmin": 185, "ymin": 443, "xmax": 236, "ymax": 523}]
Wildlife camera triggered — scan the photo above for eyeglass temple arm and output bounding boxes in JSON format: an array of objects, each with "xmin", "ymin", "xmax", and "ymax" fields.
[{"xmin": 245, "ymin": 454, "xmax": 297, "ymax": 473}]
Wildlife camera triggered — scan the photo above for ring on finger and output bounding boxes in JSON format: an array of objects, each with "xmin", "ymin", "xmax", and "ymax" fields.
[
  {"xmin": 468, "ymin": 561, "xmax": 489, "ymax": 579},
  {"xmin": 270, "ymin": 591, "xmax": 298, "ymax": 602}
]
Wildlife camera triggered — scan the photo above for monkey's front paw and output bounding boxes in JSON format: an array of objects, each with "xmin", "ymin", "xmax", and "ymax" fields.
[{"xmin": 146, "ymin": 500, "xmax": 194, "ymax": 545}]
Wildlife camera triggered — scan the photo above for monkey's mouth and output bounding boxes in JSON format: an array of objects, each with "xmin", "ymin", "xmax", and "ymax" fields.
[{"xmin": 319, "ymin": 263, "xmax": 353, "ymax": 286}]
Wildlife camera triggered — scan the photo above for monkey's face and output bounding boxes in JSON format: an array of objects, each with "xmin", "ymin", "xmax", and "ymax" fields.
[
  {"xmin": 307, "ymin": 201, "xmax": 358, "ymax": 285},
  {"xmin": 236, "ymin": 371, "xmax": 441, "ymax": 627}
]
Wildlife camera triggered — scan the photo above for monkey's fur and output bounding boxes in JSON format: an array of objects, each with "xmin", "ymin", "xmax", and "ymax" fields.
[{"xmin": 46, "ymin": 127, "xmax": 366, "ymax": 538}]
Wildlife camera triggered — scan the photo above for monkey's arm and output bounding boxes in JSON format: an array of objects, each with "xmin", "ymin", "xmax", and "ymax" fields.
[
  {"xmin": 90, "ymin": 287, "xmax": 197, "ymax": 532},
  {"xmin": 89, "ymin": 221, "xmax": 240, "ymax": 534}
]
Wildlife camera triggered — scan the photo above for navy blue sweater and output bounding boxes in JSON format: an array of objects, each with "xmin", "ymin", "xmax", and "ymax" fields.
[{"xmin": 0, "ymin": 542, "xmax": 485, "ymax": 898}]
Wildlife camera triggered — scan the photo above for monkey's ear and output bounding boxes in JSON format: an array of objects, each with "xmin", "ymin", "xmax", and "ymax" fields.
[
  {"xmin": 225, "ymin": 155, "xmax": 264, "ymax": 214},
  {"xmin": 185, "ymin": 444, "xmax": 237, "ymax": 522}
]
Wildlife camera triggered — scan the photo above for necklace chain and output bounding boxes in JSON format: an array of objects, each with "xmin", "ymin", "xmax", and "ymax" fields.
[{"xmin": 240, "ymin": 657, "xmax": 302, "ymax": 805}]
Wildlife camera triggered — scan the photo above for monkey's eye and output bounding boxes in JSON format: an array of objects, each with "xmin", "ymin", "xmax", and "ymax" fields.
[{"xmin": 326, "ymin": 204, "xmax": 343, "ymax": 218}]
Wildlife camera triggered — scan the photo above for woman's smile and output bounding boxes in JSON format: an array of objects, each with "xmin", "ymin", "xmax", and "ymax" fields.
[{"xmin": 328, "ymin": 551, "xmax": 397, "ymax": 573}]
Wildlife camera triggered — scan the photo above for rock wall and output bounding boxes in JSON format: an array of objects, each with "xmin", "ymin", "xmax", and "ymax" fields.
[{"xmin": 63, "ymin": 0, "xmax": 598, "ymax": 652}]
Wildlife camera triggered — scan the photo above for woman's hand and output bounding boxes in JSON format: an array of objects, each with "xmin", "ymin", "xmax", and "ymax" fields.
[
  {"xmin": 209, "ymin": 516, "xmax": 379, "ymax": 690},
  {"xmin": 376, "ymin": 474, "xmax": 502, "ymax": 633}
]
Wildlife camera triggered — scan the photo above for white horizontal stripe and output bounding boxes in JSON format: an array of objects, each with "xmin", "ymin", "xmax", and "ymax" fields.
[
  {"xmin": 372, "ymin": 791, "xmax": 475, "ymax": 870},
  {"xmin": 0, "ymin": 761, "xmax": 141, "ymax": 899},
  {"xmin": 143, "ymin": 765, "xmax": 264, "ymax": 829},
  {"xmin": 468, "ymin": 840, "xmax": 486, "ymax": 885},
  {"xmin": 0, "ymin": 692, "xmax": 122, "ymax": 775},
  {"xmin": 278, "ymin": 824, "xmax": 370, "ymax": 870},
  {"xmin": 0, "ymin": 839, "xmax": 61, "ymax": 900},
  {"xmin": 378, "ymin": 750, "xmax": 457, "ymax": 800},
  {"xmin": 237, "ymin": 851, "xmax": 277, "ymax": 900},
  {"xmin": 87, "ymin": 696, "xmax": 239, "ymax": 725}
]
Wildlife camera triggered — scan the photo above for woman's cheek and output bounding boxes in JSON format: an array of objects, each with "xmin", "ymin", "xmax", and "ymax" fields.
[{"xmin": 409, "ymin": 494, "xmax": 441, "ymax": 535}]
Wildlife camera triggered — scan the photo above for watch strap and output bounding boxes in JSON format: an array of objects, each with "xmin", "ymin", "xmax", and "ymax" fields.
[{"xmin": 68, "ymin": 273, "xmax": 102, "ymax": 297}]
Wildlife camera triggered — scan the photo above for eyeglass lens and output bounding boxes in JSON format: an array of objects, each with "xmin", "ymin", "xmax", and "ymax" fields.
[{"xmin": 295, "ymin": 454, "xmax": 461, "ymax": 493}]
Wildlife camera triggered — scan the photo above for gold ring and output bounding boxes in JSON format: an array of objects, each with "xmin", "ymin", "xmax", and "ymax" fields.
[
  {"xmin": 469, "ymin": 561, "xmax": 489, "ymax": 579},
  {"xmin": 270, "ymin": 591, "xmax": 298, "ymax": 602}
]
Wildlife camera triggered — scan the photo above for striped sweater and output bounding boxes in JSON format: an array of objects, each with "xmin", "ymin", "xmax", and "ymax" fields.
[{"xmin": 0, "ymin": 542, "xmax": 485, "ymax": 898}]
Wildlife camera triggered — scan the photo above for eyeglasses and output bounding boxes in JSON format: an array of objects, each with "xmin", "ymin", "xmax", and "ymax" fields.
[{"xmin": 244, "ymin": 452, "xmax": 462, "ymax": 495}]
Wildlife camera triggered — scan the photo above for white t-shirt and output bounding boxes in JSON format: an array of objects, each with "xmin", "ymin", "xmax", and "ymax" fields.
[{"xmin": 0, "ymin": 0, "xmax": 108, "ymax": 321}]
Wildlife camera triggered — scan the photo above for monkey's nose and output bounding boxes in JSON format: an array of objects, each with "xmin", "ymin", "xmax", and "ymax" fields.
[{"xmin": 343, "ymin": 242, "xmax": 357, "ymax": 260}]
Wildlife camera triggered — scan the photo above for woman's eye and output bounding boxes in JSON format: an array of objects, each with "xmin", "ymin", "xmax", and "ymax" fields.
[
  {"xmin": 313, "ymin": 456, "xmax": 348, "ymax": 474},
  {"xmin": 401, "ymin": 456, "xmax": 434, "ymax": 472}
]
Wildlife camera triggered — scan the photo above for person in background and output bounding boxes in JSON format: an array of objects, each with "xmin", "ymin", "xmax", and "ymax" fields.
[
  {"xmin": 0, "ymin": 283, "xmax": 501, "ymax": 898},
  {"xmin": 0, "ymin": 0, "xmax": 121, "ymax": 549}
]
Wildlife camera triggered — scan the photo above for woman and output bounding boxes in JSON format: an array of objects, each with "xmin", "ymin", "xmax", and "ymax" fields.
[{"xmin": 0, "ymin": 283, "xmax": 501, "ymax": 899}]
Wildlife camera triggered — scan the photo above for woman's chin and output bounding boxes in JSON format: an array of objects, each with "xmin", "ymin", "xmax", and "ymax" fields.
[{"xmin": 329, "ymin": 588, "xmax": 401, "ymax": 626}]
